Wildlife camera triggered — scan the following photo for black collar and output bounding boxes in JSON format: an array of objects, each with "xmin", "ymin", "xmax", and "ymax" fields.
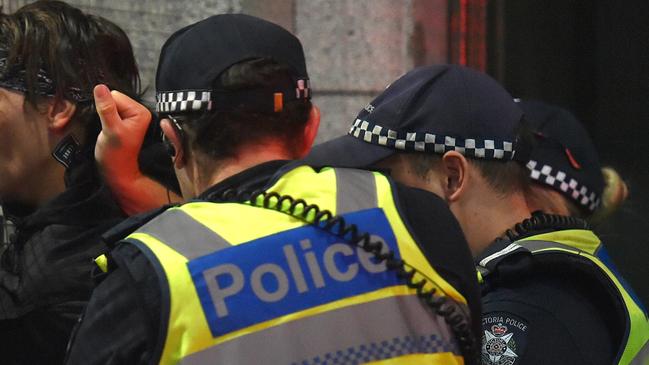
[{"xmin": 476, "ymin": 211, "xmax": 590, "ymax": 265}]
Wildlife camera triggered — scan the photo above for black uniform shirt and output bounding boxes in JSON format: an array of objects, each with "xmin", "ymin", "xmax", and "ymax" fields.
[
  {"xmin": 65, "ymin": 161, "xmax": 482, "ymax": 365},
  {"xmin": 478, "ymin": 229, "xmax": 623, "ymax": 365}
]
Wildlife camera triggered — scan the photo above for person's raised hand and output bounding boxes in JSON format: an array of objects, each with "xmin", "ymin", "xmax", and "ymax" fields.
[
  {"xmin": 92, "ymin": 85, "xmax": 181, "ymax": 215},
  {"xmin": 93, "ymin": 84, "xmax": 151, "ymax": 181}
]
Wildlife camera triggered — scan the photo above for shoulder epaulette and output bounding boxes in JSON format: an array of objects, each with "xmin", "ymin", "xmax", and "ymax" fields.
[{"xmin": 101, "ymin": 204, "xmax": 177, "ymax": 246}]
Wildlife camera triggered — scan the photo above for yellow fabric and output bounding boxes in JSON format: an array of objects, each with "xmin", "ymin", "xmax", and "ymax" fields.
[
  {"xmin": 366, "ymin": 352, "xmax": 464, "ymax": 364},
  {"xmin": 476, "ymin": 270, "xmax": 484, "ymax": 285},
  {"xmin": 518, "ymin": 230, "xmax": 649, "ymax": 365},
  {"xmin": 94, "ymin": 254, "xmax": 108, "ymax": 273},
  {"xmin": 518, "ymin": 229, "xmax": 600, "ymax": 254},
  {"xmin": 129, "ymin": 165, "xmax": 468, "ymax": 365}
]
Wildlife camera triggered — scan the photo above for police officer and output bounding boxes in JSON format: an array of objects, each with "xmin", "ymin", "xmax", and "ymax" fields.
[
  {"xmin": 494, "ymin": 100, "xmax": 649, "ymax": 365},
  {"xmin": 65, "ymin": 14, "xmax": 482, "ymax": 364},
  {"xmin": 307, "ymin": 70, "xmax": 649, "ymax": 364}
]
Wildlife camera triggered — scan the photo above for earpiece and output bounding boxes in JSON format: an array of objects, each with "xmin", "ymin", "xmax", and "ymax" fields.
[
  {"xmin": 164, "ymin": 140, "xmax": 177, "ymax": 157},
  {"xmin": 162, "ymin": 115, "xmax": 185, "ymax": 158}
]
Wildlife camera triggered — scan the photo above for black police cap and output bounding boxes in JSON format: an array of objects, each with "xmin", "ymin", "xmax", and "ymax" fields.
[
  {"xmin": 519, "ymin": 100, "xmax": 605, "ymax": 212},
  {"xmin": 306, "ymin": 65, "xmax": 524, "ymax": 168},
  {"xmin": 155, "ymin": 14, "xmax": 310, "ymax": 115}
]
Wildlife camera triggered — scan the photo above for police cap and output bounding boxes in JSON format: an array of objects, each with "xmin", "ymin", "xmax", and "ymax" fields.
[
  {"xmin": 155, "ymin": 14, "xmax": 310, "ymax": 115},
  {"xmin": 306, "ymin": 65, "xmax": 524, "ymax": 168},
  {"xmin": 518, "ymin": 100, "xmax": 605, "ymax": 212}
]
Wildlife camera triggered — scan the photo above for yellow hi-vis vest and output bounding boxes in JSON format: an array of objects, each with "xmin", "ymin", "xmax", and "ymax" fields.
[
  {"xmin": 477, "ymin": 230, "xmax": 649, "ymax": 365},
  {"xmin": 124, "ymin": 165, "xmax": 470, "ymax": 365}
]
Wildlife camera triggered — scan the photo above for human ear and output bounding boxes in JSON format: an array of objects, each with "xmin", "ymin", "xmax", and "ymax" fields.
[
  {"xmin": 441, "ymin": 151, "xmax": 469, "ymax": 202},
  {"xmin": 47, "ymin": 99, "xmax": 77, "ymax": 133},
  {"xmin": 160, "ymin": 118, "xmax": 185, "ymax": 169},
  {"xmin": 296, "ymin": 104, "xmax": 321, "ymax": 158}
]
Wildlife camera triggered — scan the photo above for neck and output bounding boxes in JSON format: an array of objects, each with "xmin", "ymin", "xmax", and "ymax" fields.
[
  {"xmin": 12, "ymin": 158, "xmax": 67, "ymax": 209},
  {"xmin": 456, "ymin": 192, "xmax": 532, "ymax": 257},
  {"xmin": 194, "ymin": 141, "xmax": 293, "ymax": 195}
]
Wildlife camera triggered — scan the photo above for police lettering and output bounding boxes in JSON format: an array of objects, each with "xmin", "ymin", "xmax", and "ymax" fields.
[
  {"xmin": 505, "ymin": 317, "xmax": 527, "ymax": 332},
  {"xmin": 482, "ymin": 315, "xmax": 527, "ymax": 332},
  {"xmin": 482, "ymin": 316, "xmax": 504, "ymax": 325},
  {"xmin": 205, "ymin": 237, "xmax": 388, "ymax": 318}
]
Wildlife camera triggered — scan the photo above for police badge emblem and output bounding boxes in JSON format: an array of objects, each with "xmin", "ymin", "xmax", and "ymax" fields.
[{"xmin": 481, "ymin": 313, "xmax": 528, "ymax": 365}]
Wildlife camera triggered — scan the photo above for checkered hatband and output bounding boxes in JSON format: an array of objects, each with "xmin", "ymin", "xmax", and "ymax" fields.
[
  {"xmin": 348, "ymin": 119, "xmax": 515, "ymax": 160},
  {"xmin": 156, "ymin": 90, "xmax": 212, "ymax": 114},
  {"xmin": 526, "ymin": 160, "xmax": 601, "ymax": 212}
]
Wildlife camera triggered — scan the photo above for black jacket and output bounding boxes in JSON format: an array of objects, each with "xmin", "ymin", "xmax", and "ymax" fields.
[
  {"xmin": 477, "ymin": 215, "xmax": 627, "ymax": 365},
  {"xmin": 66, "ymin": 161, "xmax": 482, "ymax": 365},
  {"xmin": 0, "ymin": 156, "xmax": 125, "ymax": 365}
]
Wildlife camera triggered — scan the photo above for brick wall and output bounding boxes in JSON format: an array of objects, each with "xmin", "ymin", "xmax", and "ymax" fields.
[{"xmin": 1, "ymin": 0, "xmax": 449, "ymax": 142}]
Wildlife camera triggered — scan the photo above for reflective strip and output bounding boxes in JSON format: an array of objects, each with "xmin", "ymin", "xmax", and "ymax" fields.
[
  {"xmin": 478, "ymin": 243, "xmax": 523, "ymax": 268},
  {"xmin": 518, "ymin": 240, "xmax": 581, "ymax": 254},
  {"xmin": 179, "ymin": 294, "xmax": 458, "ymax": 365},
  {"xmin": 136, "ymin": 209, "xmax": 231, "ymax": 260},
  {"xmin": 630, "ymin": 339, "xmax": 649, "ymax": 365},
  {"xmin": 334, "ymin": 168, "xmax": 378, "ymax": 214}
]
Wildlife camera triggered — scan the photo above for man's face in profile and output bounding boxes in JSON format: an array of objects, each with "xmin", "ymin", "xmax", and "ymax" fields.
[{"xmin": 0, "ymin": 87, "xmax": 53, "ymax": 205}]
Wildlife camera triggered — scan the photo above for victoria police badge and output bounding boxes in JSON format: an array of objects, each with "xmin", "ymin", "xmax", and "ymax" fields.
[{"xmin": 481, "ymin": 313, "xmax": 528, "ymax": 365}]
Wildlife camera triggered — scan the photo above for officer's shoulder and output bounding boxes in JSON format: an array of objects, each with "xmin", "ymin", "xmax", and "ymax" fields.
[
  {"xmin": 482, "ymin": 270, "xmax": 594, "ymax": 312},
  {"xmin": 93, "ymin": 207, "xmax": 172, "ymax": 283},
  {"xmin": 101, "ymin": 204, "xmax": 178, "ymax": 245}
]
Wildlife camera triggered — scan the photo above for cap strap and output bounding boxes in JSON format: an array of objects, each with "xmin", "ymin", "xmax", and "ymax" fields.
[
  {"xmin": 526, "ymin": 160, "xmax": 601, "ymax": 212},
  {"xmin": 348, "ymin": 119, "xmax": 515, "ymax": 160}
]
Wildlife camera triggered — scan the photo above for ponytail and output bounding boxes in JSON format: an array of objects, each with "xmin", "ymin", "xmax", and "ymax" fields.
[{"xmin": 590, "ymin": 167, "xmax": 628, "ymax": 224}]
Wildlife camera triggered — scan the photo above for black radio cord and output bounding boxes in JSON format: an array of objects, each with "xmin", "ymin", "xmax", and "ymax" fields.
[
  {"xmin": 503, "ymin": 210, "xmax": 589, "ymax": 242},
  {"xmin": 210, "ymin": 188, "xmax": 478, "ymax": 363}
]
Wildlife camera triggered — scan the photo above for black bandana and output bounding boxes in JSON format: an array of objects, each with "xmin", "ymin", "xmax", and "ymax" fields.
[{"xmin": 0, "ymin": 47, "xmax": 90, "ymax": 102}]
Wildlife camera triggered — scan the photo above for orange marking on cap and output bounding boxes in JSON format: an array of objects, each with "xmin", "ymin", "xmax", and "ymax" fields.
[
  {"xmin": 274, "ymin": 92, "xmax": 283, "ymax": 112},
  {"xmin": 565, "ymin": 148, "xmax": 581, "ymax": 169}
]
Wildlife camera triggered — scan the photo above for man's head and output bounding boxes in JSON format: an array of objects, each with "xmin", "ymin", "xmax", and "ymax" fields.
[
  {"xmin": 0, "ymin": 1, "xmax": 140, "ymax": 205},
  {"xmin": 155, "ymin": 14, "xmax": 319, "ymax": 198},
  {"xmin": 308, "ymin": 65, "xmax": 532, "ymax": 254}
]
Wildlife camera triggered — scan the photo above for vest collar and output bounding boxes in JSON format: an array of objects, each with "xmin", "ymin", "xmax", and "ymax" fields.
[{"xmin": 517, "ymin": 229, "xmax": 601, "ymax": 255}]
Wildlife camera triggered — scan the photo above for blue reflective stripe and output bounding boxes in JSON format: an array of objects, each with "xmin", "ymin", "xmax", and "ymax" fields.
[
  {"xmin": 596, "ymin": 246, "xmax": 648, "ymax": 315},
  {"xmin": 188, "ymin": 208, "xmax": 400, "ymax": 338}
]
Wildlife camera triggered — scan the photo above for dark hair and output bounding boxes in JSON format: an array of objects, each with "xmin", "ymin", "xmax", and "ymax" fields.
[
  {"xmin": 0, "ymin": 0, "xmax": 141, "ymax": 143},
  {"xmin": 406, "ymin": 152, "xmax": 529, "ymax": 196},
  {"xmin": 178, "ymin": 58, "xmax": 311, "ymax": 160}
]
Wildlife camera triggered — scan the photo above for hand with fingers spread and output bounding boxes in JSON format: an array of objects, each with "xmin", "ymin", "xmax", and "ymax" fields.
[{"xmin": 93, "ymin": 84, "xmax": 180, "ymax": 215}]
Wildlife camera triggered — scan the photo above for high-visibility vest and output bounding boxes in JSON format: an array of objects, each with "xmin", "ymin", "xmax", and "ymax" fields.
[
  {"xmin": 477, "ymin": 229, "xmax": 649, "ymax": 365},
  {"xmin": 123, "ymin": 165, "xmax": 471, "ymax": 365}
]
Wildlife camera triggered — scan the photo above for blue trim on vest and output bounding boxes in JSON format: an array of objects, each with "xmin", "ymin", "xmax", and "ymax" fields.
[{"xmin": 595, "ymin": 245, "xmax": 648, "ymax": 315}]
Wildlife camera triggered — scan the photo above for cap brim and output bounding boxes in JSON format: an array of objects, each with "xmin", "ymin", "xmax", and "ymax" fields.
[{"xmin": 303, "ymin": 134, "xmax": 396, "ymax": 168}]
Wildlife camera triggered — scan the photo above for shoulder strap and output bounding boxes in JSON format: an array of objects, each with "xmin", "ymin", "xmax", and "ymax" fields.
[
  {"xmin": 517, "ymin": 239, "xmax": 582, "ymax": 254},
  {"xmin": 134, "ymin": 207, "xmax": 231, "ymax": 260},
  {"xmin": 101, "ymin": 204, "xmax": 176, "ymax": 246},
  {"xmin": 475, "ymin": 238, "xmax": 532, "ymax": 278}
]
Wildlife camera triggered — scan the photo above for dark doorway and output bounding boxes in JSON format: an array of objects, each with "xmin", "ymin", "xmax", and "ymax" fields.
[{"xmin": 489, "ymin": 0, "xmax": 649, "ymax": 305}]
